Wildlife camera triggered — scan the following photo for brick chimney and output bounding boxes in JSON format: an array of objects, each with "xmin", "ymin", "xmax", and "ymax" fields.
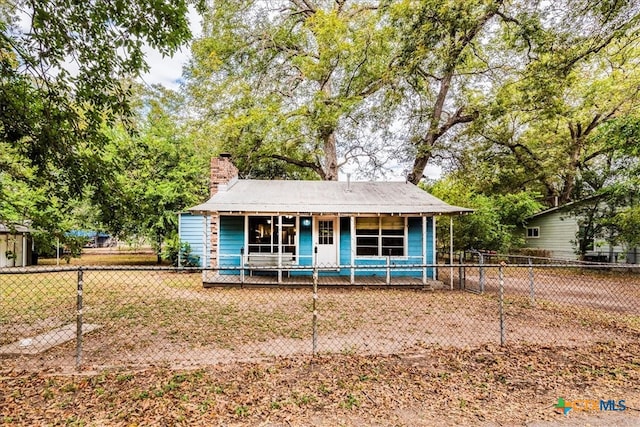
[
  {"xmin": 207, "ymin": 154, "xmax": 238, "ymax": 271},
  {"xmin": 210, "ymin": 153, "xmax": 238, "ymax": 197}
]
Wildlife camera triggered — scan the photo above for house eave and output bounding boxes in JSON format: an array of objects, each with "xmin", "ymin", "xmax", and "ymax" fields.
[{"xmin": 188, "ymin": 208, "xmax": 473, "ymax": 217}]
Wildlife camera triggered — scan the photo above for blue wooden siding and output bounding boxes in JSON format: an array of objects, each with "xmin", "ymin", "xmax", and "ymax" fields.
[
  {"xmin": 350, "ymin": 217, "xmax": 432, "ymax": 278},
  {"xmin": 290, "ymin": 217, "xmax": 313, "ymax": 277},
  {"xmin": 204, "ymin": 213, "xmax": 436, "ymax": 279},
  {"xmin": 298, "ymin": 216, "xmax": 313, "ymax": 266},
  {"xmin": 407, "ymin": 217, "xmax": 422, "ymax": 259},
  {"xmin": 219, "ymin": 216, "xmax": 244, "ymax": 273},
  {"xmin": 339, "ymin": 217, "xmax": 351, "ymax": 265},
  {"xmin": 178, "ymin": 213, "xmax": 207, "ymax": 267}
]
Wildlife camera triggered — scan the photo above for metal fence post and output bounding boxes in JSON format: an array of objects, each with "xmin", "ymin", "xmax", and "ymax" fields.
[
  {"xmin": 459, "ymin": 252, "xmax": 464, "ymax": 290},
  {"xmin": 76, "ymin": 267, "xmax": 84, "ymax": 370},
  {"xmin": 479, "ymin": 252, "xmax": 485, "ymax": 293},
  {"xmin": 499, "ymin": 263, "xmax": 505, "ymax": 346},
  {"xmin": 312, "ymin": 246, "xmax": 318, "ymax": 356},
  {"xmin": 528, "ymin": 257, "xmax": 535, "ymax": 307}
]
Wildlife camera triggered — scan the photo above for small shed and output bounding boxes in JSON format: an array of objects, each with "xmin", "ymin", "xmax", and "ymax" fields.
[
  {"xmin": 68, "ymin": 230, "xmax": 113, "ymax": 248},
  {"xmin": 0, "ymin": 223, "xmax": 33, "ymax": 268}
]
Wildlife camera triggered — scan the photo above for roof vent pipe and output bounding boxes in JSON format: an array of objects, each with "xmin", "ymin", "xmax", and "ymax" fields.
[{"xmin": 346, "ymin": 173, "xmax": 351, "ymax": 192}]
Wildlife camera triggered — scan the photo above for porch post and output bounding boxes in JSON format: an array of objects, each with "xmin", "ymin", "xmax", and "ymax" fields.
[
  {"xmin": 432, "ymin": 216, "xmax": 437, "ymax": 279},
  {"xmin": 350, "ymin": 216, "xmax": 355, "ymax": 285},
  {"xmin": 277, "ymin": 215, "xmax": 283, "ymax": 284},
  {"xmin": 449, "ymin": 215, "xmax": 454, "ymax": 290},
  {"xmin": 422, "ymin": 216, "xmax": 427, "ymax": 286}
]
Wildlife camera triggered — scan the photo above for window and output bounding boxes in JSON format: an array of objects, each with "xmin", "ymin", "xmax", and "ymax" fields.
[
  {"xmin": 356, "ymin": 217, "xmax": 405, "ymax": 256},
  {"xmin": 248, "ymin": 216, "xmax": 296, "ymax": 254},
  {"xmin": 318, "ymin": 220, "xmax": 334, "ymax": 245},
  {"xmin": 526, "ymin": 227, "xmax": 540, "ymax": 238}
]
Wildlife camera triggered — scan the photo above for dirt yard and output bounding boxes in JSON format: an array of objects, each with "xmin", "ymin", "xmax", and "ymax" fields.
[
  {"xmin": 453, "ymin": 265, "xmax": 640, "ymax": 315},
  {"xmin": 3, "ymin": 281, "xmax": 638, "ymax": 372},
  {"xmin": 2, "ymin": 342, "xmax": 639, "ymax": 426},
  {"xmin": 2, "ymin": 263, "xmax": 639, "ymax": 425}
]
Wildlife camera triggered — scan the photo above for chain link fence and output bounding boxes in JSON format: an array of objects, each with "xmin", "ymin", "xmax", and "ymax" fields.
[{"xmin": 1, "ymin": 262, "xmax": 638, "ymax": 371}]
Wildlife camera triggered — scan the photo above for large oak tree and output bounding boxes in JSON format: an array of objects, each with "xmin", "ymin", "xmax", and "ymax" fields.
[{"xmin": 187, "ymin": 0, "xmax": 392, "ymax": 180}]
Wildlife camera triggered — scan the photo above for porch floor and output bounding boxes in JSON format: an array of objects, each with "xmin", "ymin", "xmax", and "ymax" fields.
[{"xmin": 202, "ymin": 272, "xmax": 444, "ymax": 289}]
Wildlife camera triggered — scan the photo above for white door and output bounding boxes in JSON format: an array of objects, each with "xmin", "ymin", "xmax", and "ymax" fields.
[{"xmin": 315, "ymin": 217, "xmax": 338, "ymax": 266}]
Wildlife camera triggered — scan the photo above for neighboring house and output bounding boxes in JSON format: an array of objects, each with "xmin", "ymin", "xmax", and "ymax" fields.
[
  {"xmin": 0, "ymin": 223, "xmax": 33, "ymax": 268},
  {"xmin": 181, "ymin": 155, "xmax": 471, "ymax": 284},
  {"xmin": 523, "ymin": 204, "xmax": 638, "ymax": 263}
]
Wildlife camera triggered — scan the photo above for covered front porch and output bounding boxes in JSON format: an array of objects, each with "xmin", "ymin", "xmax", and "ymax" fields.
[
  {"xmin": 211, "ymin": 213, "xmax": 438, "ymax": 281},
  {"xmin": 201, "ymin": 266, "xmax": 446, "ymax": 289}
]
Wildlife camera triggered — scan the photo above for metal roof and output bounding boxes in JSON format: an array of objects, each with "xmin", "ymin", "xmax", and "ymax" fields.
[
  {"xmin": 0, "ymin": 223, "xmax": 31, "ymax": 233},
  {"xmin": 526, "ymin": 195, "xmax": 604, "ymax": 220},
  {"xmin": 189, "ymin": 180, "xmax": 472, "ymax": 216}
]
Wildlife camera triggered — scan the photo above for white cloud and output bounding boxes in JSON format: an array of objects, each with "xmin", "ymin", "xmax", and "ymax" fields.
[
  {"xmin": 138, "ymin": 46, "xmax": 191, "ymax": 89},
  {"xmin": 139, "ymin": 6, "xmax": 202, "ymax": 90}
]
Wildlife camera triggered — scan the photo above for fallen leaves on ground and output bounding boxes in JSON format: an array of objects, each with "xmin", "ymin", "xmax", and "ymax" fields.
[{"xmin": 2, "ymin": 341, "xmax": 639, "ymax": 426}]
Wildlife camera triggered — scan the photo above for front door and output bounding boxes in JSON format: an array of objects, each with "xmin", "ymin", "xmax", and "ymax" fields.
[{"xmin": 315, "ymin": 217, "xmax": 338, "ymax": 266}]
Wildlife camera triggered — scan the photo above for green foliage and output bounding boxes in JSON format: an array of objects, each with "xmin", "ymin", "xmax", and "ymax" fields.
[
  {"xmin": 613, "ymin": 206, "xmax": 640, "ymax": 250},
  {"xmin": 99, "ymin": 86, "xmax": 209, "ymax": 262},
  {"xmin": 0, "ymin": 0, "xmax": 200, "ymax": 247},
  {"xmin": 186, "ymin": 0, "xmax": 393, "ymax": 180},
  {"xmin": 455, "ymin": 6, "xmax": 640, "ymax": 204},
  {"xmin": 425, "ymin": 178, "xmax": 542, "ymax": 252},
  {"xmin": 163, "ymin": 235, "xmax": 200, "ymax": 267},
  {"xmin": 389, "ymin": 0, "xmax": 507, "ymax": 183},
  {"xmin": 562, "ymin": 115, "xmax": 640, "ymax": 256}
]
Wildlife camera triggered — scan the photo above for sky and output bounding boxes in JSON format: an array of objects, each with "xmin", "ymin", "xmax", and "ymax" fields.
[{"xmin": 138, "ymin": 7, "xmax": 202, "ymax": 90}]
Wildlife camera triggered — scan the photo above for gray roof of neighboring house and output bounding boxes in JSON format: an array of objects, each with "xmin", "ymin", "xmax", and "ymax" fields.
[
  {"xmin": 189, "ymin": 179, "xmax": 472, "ymax": 216},
  {"xmin": 526, "ymin": 195, "xmax": 604, "ymax": 220},
  {"xmin": 0, "ymin": 223, "xmax": 31, "ymax": 233}
]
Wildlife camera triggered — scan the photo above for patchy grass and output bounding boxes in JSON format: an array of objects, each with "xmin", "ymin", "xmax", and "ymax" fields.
[
  {"xmin": 2, "ymin": 265, "xmax": 639, "ymax": 365},
  {"xmin": 3, "ymin": 263, "xmax": 640, "ymax": 425},
  {"xmin": 0, "ymin": 271, "xmax": 77, "ymax": 342},
  {"xmin": 38, "ymin": 251, "xmax": 163, "ymax": 266}
]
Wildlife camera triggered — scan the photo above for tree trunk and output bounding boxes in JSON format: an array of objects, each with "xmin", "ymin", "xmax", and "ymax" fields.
[
  {"xmin": 323, "ymin": 131, "xmax": 339, "ymax": 181},
  {"xmin": 408, "ymin": 135, "xmax": 436, "ymax": 184},
  {"xmin": 408, "ymin": 71, "xmax": 453, "ymax": 185},
  {"xmin": 156, "ymin": 236, "xmax": 163, "ymax": 264}
]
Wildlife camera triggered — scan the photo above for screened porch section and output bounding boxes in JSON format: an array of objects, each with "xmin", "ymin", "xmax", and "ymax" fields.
[{"xmin": 248, "ymin": 216, "xmax": 297, "ymax": 256}]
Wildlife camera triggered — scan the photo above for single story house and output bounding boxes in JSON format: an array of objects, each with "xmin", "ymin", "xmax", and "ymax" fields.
[
  {"xmin": 180, "ymin": 155, "xmax": 471, "ymax": 284},
  {"xmin": 0, "ymin": 223, "xmax": 33, "ymax": 268},
  {"xmin": 523, "ymin": 203, "xmax": 638, "ymax": 263}
]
